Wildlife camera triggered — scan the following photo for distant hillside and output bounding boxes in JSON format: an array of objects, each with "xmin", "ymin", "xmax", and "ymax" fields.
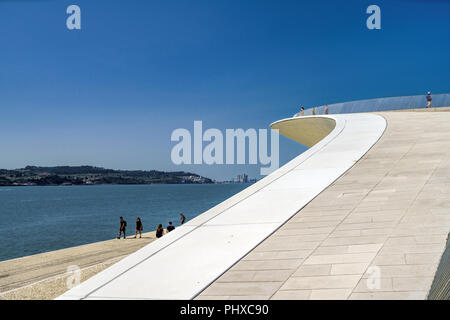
[{"xmin": 0, "ymin": 166, "xmax": 213, "ymax": 186}]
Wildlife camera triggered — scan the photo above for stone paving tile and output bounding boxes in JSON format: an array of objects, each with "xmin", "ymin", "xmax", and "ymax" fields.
[
  {"xmin": 379, "ymin": 243, "xmax": 445, "ymax": 254},
  {"xmin": 392, "ymin": 277, "xmax": 434, "ymax": 291},
  {"xmin": 276, "ymin": 226, "xmax": 335, "ymax": 236},
  {"xmin": 214, "ymin": 270, "xmax": 294, "ymax": 283},
  {"xmin": 361, "ymin": 265, "xmax": 438, "ymax": 278},
  {"xmin": 231, "ymin": 259, "xmax": 304, "ymax": 271},
  {"xmin": 243, "ymin": 249, "xmax": 313, "ymax": 261},
  {"xmin": 349, "ymin": 291, "xmax": 428, "ymax": 300},
  {"xmin": 254, "ymin": 240, "xmax": 320, "ymax": 252},
  {"xmin": 404, "ymin": 252, "xmax": 443, "ymax": 265},
  {"xmin": 293, "ymin": 265, "xmax": 331, "ymax": 277},
  {"xmin": 270, "ymin": 290, "xmax": 311, "ymax": 300},
  {"xmin": 353, "ymin": 277, "xmax": 393, "ymax": 292},
  {"xmin": 309, "ymin": 288, "xmax": 353, "ymax": 300},
  {"xmin": 201, "ymin": 282, "xmax": 283, "ymax": 296},
  {"xmin": 360, "ymin": 228, "xmax": 395, "ymax": 236},
  {"xmin": 227, "ymin": 295, "xmax": 273, "ymax": 300},
  {"xmin": 321, "ymin": 235, "xmax": 388, "ymax": 246},
  {"xmin": 372, "ymin": 254, "xmax": 406, "ymax": 265},
  {"xmin": 252, "ymin": 270, "xmax": 295, "ymax": 282},
  {"xmin": 313, "ymin": 246, "xmax": 350, "ymax": 255},
  {"xmin": 415, "ymin": 234, "xmax": 448, "ymax": 244},
  {"xmin": 268, "ymin": 233, "xmax": 329, "ymax": 242},
  {"xmin": 280, "ymin": 275, "xmax": 362, "ymax": 290},
  {"xmin": 347, "ymin": 243, "xmax": 384, "ymax": 253},
  {"xmin": 330, "ymin": 263, "xmax": 369, "ymax": 275},
  {"xmin": 304, "ymin": 252, "xmax": 377, "ymax": 265},
  {"xmin": 329, "ymin": 230, "xmax": 362, "ymax": 237},
  {"xmin": 196, "ymin": 295, "xmax": 231, "ymax": 300}
]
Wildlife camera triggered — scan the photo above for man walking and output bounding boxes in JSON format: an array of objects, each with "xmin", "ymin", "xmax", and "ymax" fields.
[
  {"xmin": 117, "ymin": 216, "xmax": 127, "ymax": 239},
  {"xmin": 426, "ymin": 92, "xmax": 432, "ymax": 108}
]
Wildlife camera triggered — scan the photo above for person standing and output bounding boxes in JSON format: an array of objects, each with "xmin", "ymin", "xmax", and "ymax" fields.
[
  {"xmin": 156, "ymin": 224, "xmax": 164, "ymax": 238},
  {"xmin": 426, "ymin": 92, "xmax": 432, "ymax": 108},
  {"xmin": 300, "ymin": 106, "xmax": 305, "ymax": 116},
  {"xmin": 134, "ymin": 217, "xmax": 143, "ymax": 238},
  {"xmin": 180, "ymin": 213, "xmax": 186, "ymax": 225},
  {"xmin": 324, "ymin": 105, "xmax": 329, "ymax": 114},
  {"xmin": 167, "ymin": 221, "xmax": 175, "ymax": 232},
  {"xmin": 117, "ymin": 217, "xmax": 127, "ymax": 239}
]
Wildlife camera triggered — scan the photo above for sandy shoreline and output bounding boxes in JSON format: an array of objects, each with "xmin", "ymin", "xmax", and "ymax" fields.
[{"xmin": 0, "ymin": 231, "xmax": 156, "ymax": 300}]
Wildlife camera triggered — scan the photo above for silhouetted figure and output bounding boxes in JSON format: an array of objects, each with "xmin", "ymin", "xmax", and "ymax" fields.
[
  {"xmin": 156, "ymin": 224, "xmax": 164, "ymax": 238},
  {"xmin": 426, "ymin": 92, "xmax": 432, "ymax": 108},
  {"xmin": 180, "ymin": 213, "xmax": 186, "ymax": 225},
  {"xmin": 117, "ymin": 217, "xmax": 127, "ymax": 239},
  {"xmin": 134, "ymin": 217, "xmax": 143, "ymax": 238},
  {"xmin": 167, "ymin": 221, "xmax": 175, "ymax": 232}
]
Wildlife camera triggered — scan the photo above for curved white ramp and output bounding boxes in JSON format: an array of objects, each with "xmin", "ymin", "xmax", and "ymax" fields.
[{"xmin": 57, "ymin": 113, "xmax": 386, "ymax": 300}]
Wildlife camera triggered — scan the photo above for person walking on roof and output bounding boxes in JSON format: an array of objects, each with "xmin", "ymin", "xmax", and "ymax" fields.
[{"xmin": 426, "ymin": 92, "xmax": 432, "ymax": 108}]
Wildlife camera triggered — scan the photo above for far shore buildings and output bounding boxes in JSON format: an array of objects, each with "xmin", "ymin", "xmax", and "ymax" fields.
[{"xmin": 218, "ymin": 174, "xmax": 258, "ymax": 184}]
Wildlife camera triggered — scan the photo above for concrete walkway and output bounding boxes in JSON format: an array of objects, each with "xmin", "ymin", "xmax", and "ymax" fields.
[
  {"xmin": 0, "ymin": 232, "xmax": 155, "ymax": 295},
  {"xmin": 197, "ymin": 110, "xmax": 450, "ymax": 300}
]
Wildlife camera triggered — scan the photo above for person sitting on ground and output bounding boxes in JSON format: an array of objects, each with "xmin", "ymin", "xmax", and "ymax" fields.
[
  {"xmin": 134, "ymin": 217, "xmax": 143, "ymax": 238},
  {"xmin": 180, "ymin": 213, "xmax": 186, "ymax": 225},
  {"xmin": 156, "ymin": 224, "xmax": 164, "ymax": 238},
  {"xmin": 426, "ymin": 92, "xmax": 432, "ymax": 108},
  {"xmin": 167, "ymin": 221, "xmax": 175, "ymax": 232},
  {"xmin": 117, "ymin": 216, "xmax": 127, "ymax": 239}
]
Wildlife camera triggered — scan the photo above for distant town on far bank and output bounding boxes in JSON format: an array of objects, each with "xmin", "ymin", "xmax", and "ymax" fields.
[{"xmin": 0, "ymin": 166, "xmax": 258, "ymax": 186}]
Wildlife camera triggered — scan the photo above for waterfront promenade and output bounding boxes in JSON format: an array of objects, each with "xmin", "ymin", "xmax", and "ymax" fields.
[{"xmin": 0, "ymin": 232, "xmax": 155, "ymax": 299}]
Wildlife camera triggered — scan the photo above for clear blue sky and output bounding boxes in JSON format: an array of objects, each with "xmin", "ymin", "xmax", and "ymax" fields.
[{"xmin": 0, "ymin": 0, "xmax": 449, "ymax": 180}]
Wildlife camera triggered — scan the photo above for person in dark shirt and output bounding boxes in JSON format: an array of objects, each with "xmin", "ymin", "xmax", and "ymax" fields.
[
  {"xmin": 167, "ymin": 221, "xmax": 175, "ymax": 232},
  {"xmin": 134, "ymin": 217, "xmax": 143, "ymax": 238},
  {"xmin": 180, "ymin": 213, "xmax": 186, "ymax": 225},
  {"xmin": 426, "ymin": 92, "xmax": 432, "ymax": 108},
  {"xmin": 156, "ymin": 224, "xmax": 164, "ymax": 238},
  {"xmin": 117, "ymin": 217, "xmax": 127, "ymax": 239}
]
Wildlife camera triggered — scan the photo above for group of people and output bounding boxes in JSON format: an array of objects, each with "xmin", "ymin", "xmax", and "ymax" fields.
[
  {"xmin": 298, "ymin": 92, "xmax": 433, "ymax": 116},
  {"xmin": 298, "ymin": 105, "xmax": 327, "ymax": 116},
  {"xmin": 117, "ymin": 213, "xmax": 186, "ymax": 240}
]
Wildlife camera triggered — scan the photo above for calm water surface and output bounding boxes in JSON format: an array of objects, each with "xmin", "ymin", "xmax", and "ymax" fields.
[{"xmin": 0, "ymin": 184, "xmax": 250, "ymax": 261}]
